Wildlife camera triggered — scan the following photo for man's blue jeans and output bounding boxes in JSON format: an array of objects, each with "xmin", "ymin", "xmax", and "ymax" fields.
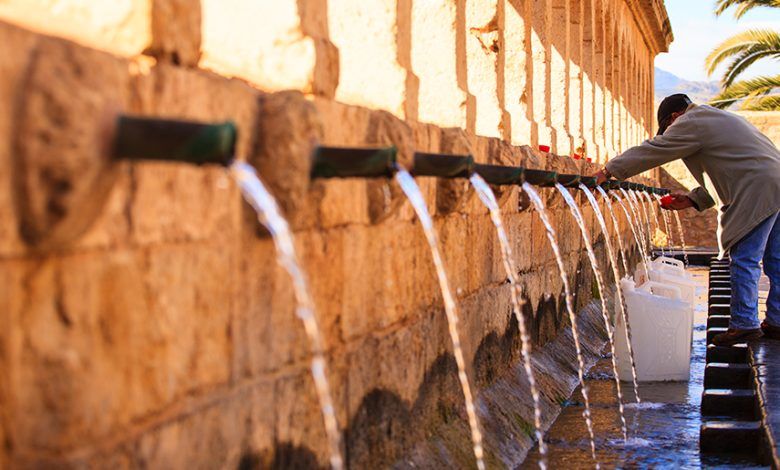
[{"xmin": 730, "ymin": 211, "xmax": 780, "ymax": 329}]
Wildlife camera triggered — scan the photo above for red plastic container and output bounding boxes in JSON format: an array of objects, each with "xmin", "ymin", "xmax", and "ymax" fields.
[
  {"xmin": 660, "ymin": 195, "xmax": 674, "ymax": 208},
  {"xmin": 572, "ymin": 154, "xmax": 582, "ymax": 160},
  {"xmin": 586, "ymin": 157, "xmax": 592, "ymax": 163},
  {"xmin": 538, "ymin": 145, "xmax": 551, "ymax": 153}
]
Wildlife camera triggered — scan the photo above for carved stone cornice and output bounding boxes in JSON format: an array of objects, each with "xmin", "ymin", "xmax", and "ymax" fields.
[{"xmin": 626, "ymin": 0, "xmax": 673, "ymax": 54}]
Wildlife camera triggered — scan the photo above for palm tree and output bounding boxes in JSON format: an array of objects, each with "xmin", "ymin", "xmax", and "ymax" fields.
[{"xmin": 705, "ymin": 0, "xmax": 780, "ymax": 110}]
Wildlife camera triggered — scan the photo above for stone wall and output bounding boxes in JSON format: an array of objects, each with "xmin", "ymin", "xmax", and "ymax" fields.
[
  {"xmin": 660, "ymin": 111, "xmax": 780, "ymax": 249},
  {"xmin": 0, "ymin": 1, "xmax": 670, "ymax": 468}
]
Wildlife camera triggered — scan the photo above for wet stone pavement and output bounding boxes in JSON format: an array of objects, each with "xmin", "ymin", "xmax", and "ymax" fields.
[{"xmin": 521, "ymin": 269, "xmax": 768, "ymax": 469}]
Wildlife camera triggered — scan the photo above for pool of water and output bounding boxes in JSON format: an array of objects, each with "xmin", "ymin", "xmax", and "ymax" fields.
[{"xmin": 520, "ymin": 269, "xmax": 768, "ymax": 469}]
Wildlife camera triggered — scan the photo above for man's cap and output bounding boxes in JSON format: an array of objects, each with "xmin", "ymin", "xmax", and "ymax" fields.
[{"xmin": 657, "ymin": 93, "xmax": 692, "ymax": 136}]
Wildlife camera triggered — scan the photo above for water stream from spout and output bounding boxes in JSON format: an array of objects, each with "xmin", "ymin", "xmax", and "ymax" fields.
[
  {"xmin": 614, "ymin": 191, "xmax": 650, "ymax": 273},
  {"xmin": 672, "ymin": 210, "xmax": 689, "ymax": 266},
  {"xmin": 522, "ymin": 183, "xmax": 599, "ymax": 465},
  {"xmin": 581, "ymin": 185, "xmax": 640, "ymax": 405},
  {"xmin": 654, "ymin": 194, "xmax": 675, "ymax": 253},
  {"xmin": 596, "ymin": 187, "xmax": 629, "ymax": 277},
  {"xmin": 230, "ymin": 162, "xmax": 344, "ymax": 470},
  {"xmin": 395, "ymin": 168, "xmax": 485, "ymax": 470},
  {"xmin": 618, "ymin": 189, "xmax": 648, "ymax": 262},
  {"xmin": 556, "ymin": 184, "xmax": 628, "ymax": 442},
  {"xmin": 629, "ymin": 190, "xmax": 653, "ymax": 256},
  {"xmin": 470, "ymin": 175, "xmax": 547, "ymax": 469},
  {"xmin": 641, "ymin": 192, "xmax": 663, "ymax": 257}
]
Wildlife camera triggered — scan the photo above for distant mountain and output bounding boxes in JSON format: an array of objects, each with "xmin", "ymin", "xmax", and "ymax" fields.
[{"xmin": 654, "ymin": 67, "xmax": 721, "ymax": 105}]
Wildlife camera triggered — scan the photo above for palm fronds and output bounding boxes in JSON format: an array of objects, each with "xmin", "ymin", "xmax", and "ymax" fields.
[
  {"xmin": 714, "ymin": 0, "xmax": 780, "ymax": 19},
  {"xmin": 705, "ymin": 29, "xmax": 780, "ymax": 87},
  {"xmin": 710, "ymin": 75, "xmax": 780, "ymax": 109}
]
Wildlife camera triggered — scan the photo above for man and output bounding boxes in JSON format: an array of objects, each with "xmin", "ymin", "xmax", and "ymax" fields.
[{"xmin": 594, "ymin": 94, "xmax": 780, "ymax": 346}]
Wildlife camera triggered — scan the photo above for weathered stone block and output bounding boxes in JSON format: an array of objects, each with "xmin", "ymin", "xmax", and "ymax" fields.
[
  {"xmin": 250, "ymin": 91, "xmax": 322, "ymax": 232},
  {"xmin": 275, "ymin": 371, "xmax": 342, "ymax": 468},
  {"xmin": 145, "ymin": 0, "xmax": 201, "ymax": 66},
  {"xmin": 412, "ymin": 0, "xmax": 467, "ymax": 128},
  {"xmin": 328, "ymin": 0, "xmax": 408, "ymax": 118},
  {"xmin": 0, "ymin": 22, "xmax": 40, "ymax": 256},
  {"xmin": 200, "ymin": 0, "xmax": 337, "ymax": 97},
  {"xmin": 0, "ymin": 0, "xmax": 151, "ymax": 56},
  {"xmin": 12, "ymin": 36, "xmax": 130, "ymax": 250},
  {"xmin": 365, "ymin": 110, "xmax": 414, "ymax": 224},
  {"xmin": 467, "ymin": 0, "xmax": 502, "ymax": 138},
  {"xmin": 437, "ymin": 128, "xmax": 475, "ymax": 216},
  {"xmin": 133, "ymin": 394, "xmax": 250, "ymax": 469}
]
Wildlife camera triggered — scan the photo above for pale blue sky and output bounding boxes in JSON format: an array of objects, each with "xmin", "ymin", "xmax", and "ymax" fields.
[{"xmin": 655, "ymin": 0, "xmax": 780, "ymax": 82}]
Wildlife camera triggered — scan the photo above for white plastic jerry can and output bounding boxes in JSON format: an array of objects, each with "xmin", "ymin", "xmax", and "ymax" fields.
[
  {"xmin": 634, "ymin": 261, "xmax": 698, "ymax": 305},
  {"xmin": 615, "ymin": 279, "xmax": 693, "ymax": 382},
  {"xmin": 652, "ymin": 256, "xmax": 690, "ymax": 277}
]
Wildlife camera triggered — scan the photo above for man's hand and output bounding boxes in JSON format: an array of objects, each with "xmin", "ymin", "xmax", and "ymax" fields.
[
  {"xmin": 662, "ymin": 192, "xmax": 695, "ymax": 211},
  {"xmin": 593, "ymin": 169, "xmax": 609, "ymax": 185}
]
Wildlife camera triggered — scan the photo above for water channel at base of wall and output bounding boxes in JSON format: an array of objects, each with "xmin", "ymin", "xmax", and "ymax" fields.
[{"xmin": 521, "ymin": 268, "xmax": 767, "ymax": 469}]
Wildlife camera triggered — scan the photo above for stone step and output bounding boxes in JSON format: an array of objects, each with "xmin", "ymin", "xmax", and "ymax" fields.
[
  {"xmin": 701, "ymin": 389, "xmax": 757, "ymax": 418},
  {"xmin": 707, "ymin": 327, "xmax": 729, "ymax": 343},
  {"xmin": 710, "ymin": 304, "xmax": 730, "ymax": 316},
  {"xmin": 704, "ymin": 363, "xmax": 752, "ymax": 389},
  {"xmin": 706, "ymin": 344, "xmax": 748, "ymax": 364},
  {"xmin": 700, "ymin": 420, "xmax": 762, "ymax": 454},
  {"xmin": 707, "ymin": 315, "xmax": 731, "ymax": 329},
  {"xmin": 709, "ymin": 287, "xmax": 732, "ymax": 296},
  {"xmin": 710, "ymin": 280, "xmax": 731, "ymax": 287},
  {"xmin": 709, "ymin": 294, "xmax": 732, "ymax": 305}
]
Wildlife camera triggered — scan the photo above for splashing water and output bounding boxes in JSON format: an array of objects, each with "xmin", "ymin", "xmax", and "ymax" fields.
[
  {"xmin": 470, "ymin": 175, "xmax": 547, "ymax": 468},
  {"xmin": 230, "ymin": 162, "xmax": 344, "ymax": 470},
  {"xmin": 672, "ymin": 210, "xmax": 689, "ymax": 266},
  {"xmin": 395, "ymin": 168, "xmax": 485, "ymax": 470},
  {"xmin": 581, "ymin": 185, "xmax": 640, "ymax": 405},
  {"xmin": 556, "ymin": 184, "xmax": 628, "ymax": 442},
  {"xmin": 522, "ymin": 183, "xmax": 599, "ymax": 466},
  {"xmin": 613, "ymin": 191, "xmax": 650, "ymax": 276},
  {"xmin": 654, "ymin": 194, "xmax": 675, "ymax": 253},
  {"xmin": 596, "ymin": 187, "xmax": 629, "ymax": 276}
]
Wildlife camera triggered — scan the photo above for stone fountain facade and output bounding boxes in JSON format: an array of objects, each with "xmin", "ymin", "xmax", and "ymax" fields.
[{"xmin": 0, "ymin": 1, "xmax": 671, "ymax": 468}]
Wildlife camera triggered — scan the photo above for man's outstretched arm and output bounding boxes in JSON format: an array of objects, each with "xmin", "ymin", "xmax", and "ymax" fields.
[{"xmin": 596, "ymin": 112, "xmax": 703, "ymax": 181}]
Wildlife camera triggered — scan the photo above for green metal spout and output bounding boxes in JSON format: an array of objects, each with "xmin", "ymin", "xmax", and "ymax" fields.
[
  {"xmin": 113, "ymin": 115, "xmax": 237, "ymax": 166},
  {"xmin": 580, "ymin": 176, "xmax": 598, "ymax": 189},
  {"xmin": 600, "ymin": 179, "xmax": 621, "ymax": 191},
  {"xmin": 473, "ymin": 164, "xmax": 524, "ymax": 185},
  {"xmin": 628, "ymin": 182, "xmax": 640, "ymax": 191},
  {"xmin": 619, "ymin": 181, "xmax": 632, "ymax": 190},
  {"xmin": 310, "ymin": 146, "xmax": 397, "ymax": 178},
  {"xmin": 556, "ymin": 173, "xmax": 581, "ymax": 188},
  {"xmin": 412, "ymin": 152, "xmax": 474, "ymax": 178},
  {"xmin": 523, "ymin": 169, "xmax": 558, "ymax": 187}
]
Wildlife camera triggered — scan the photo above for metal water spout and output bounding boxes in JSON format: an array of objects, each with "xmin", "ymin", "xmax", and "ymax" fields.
[{"xmin": 113, "ymin": 116, "xmax": 237, "ymax": 166}]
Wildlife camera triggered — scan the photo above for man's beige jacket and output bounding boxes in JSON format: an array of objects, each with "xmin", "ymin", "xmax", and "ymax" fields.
[{"xmin": 606, "ymin": 103, "xmax": 780, "ymax": 252}]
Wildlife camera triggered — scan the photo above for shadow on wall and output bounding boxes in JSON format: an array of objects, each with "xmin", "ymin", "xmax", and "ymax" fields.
[
  {"xmin": 234, "ymin": 284, "xmax": 590, "ymax": 469},
  {"xmin": 658, "ymin": 166, "xmax": 718, "ymax": 248}
]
